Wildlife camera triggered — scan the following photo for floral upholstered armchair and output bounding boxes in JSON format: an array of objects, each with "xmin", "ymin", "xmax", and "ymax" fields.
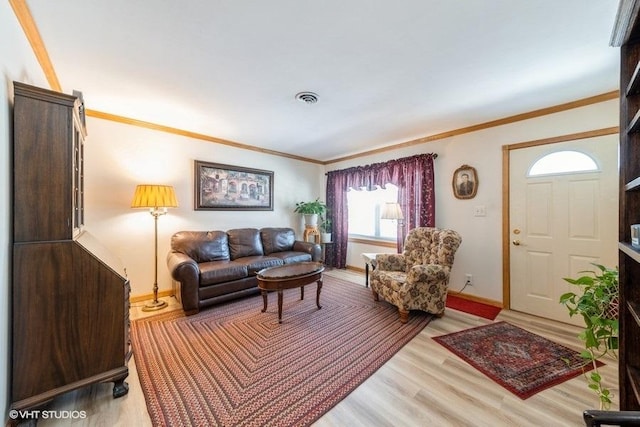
[{"xmin": 370, "ymin": 227, "xmax": 462, "ymax": 323}]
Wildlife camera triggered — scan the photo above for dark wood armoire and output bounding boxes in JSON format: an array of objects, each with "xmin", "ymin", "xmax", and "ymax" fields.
[{"xmin": 11, "ymin": 82, "xmax": 130, "ymax": 413}]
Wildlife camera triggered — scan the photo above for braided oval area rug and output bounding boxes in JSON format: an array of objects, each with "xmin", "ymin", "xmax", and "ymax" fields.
[{"xmin": 131, "ymin": 276, "xmax": 432, "ymax": 427}]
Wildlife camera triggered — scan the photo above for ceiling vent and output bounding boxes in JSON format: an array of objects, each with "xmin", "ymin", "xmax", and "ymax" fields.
[{"xmin": 295, "ymin": 91, "xmax": 319, "ymax": 104}]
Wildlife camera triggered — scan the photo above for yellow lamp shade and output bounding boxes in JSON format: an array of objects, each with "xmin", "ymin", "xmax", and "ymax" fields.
[{"xmin": 131, "ymin": 185, "xmax": 179, "ymax": 208}]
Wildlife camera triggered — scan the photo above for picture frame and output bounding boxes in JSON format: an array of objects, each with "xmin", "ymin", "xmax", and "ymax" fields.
[
  {"xmin": 194, "ymin": 160, "xmax": 274, "ymax": 210},
  {"xmin": 452, "ymin": 164, "xmax": 478, "ymax": 200}
]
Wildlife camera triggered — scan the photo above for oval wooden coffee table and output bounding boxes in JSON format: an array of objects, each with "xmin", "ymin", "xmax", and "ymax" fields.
[{"xmin": 256, "ymin": 262, "xmax": 325, "ymax": 323}]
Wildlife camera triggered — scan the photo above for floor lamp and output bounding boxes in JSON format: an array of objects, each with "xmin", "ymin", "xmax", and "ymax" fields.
[
  {"xmin": 131, "ymin": 184, "xmax": 179, "ymax": 312},
  {"xmin": 381, "ymin": 202, "xmax": 405, "ymax": 252}
]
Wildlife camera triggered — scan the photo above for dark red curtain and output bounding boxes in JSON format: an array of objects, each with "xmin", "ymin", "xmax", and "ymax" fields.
[{"xmin": 325, "ymin": 153, "xmax": 437, "ymax": 268}]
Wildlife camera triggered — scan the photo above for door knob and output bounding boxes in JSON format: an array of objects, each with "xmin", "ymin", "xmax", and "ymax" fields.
[{"xmin": 512, "ymin": 240, "xmax": 521, "ymax": 246}]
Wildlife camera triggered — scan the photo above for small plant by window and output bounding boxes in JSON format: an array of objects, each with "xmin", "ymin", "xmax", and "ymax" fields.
[{"xmin": 294, "ymin": 198, "xmax": 327, "ymax": 215}]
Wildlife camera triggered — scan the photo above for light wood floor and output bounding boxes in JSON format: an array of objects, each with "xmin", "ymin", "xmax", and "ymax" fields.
[{"xmin": 34, "ymin": 269, "xmax": 618, "ymax": 427}]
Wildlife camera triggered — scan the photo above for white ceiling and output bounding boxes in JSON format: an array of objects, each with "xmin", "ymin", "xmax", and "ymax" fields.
[{"xmin": 26, "ymin": 0, "xmax": 621, "ymax": 162}]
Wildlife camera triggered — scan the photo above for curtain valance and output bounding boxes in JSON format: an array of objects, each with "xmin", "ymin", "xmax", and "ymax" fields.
[{"xmin": 325, "ymin": 153, "xmax": 437, "ymax": 268}]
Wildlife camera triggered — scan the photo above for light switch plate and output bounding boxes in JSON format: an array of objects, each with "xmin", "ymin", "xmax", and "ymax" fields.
[{"xmin": 474, "ymin": 205, "xmax": 486, "ymax": 217}]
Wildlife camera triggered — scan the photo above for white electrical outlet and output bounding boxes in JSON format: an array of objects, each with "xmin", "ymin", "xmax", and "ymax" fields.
[
  {"xmin": 473, "ymin": 205, "xmax": 486, "ymax": 217},
  {"xmin": 465, "ymin": 274, "xmax": 473, "ymax": 286}
]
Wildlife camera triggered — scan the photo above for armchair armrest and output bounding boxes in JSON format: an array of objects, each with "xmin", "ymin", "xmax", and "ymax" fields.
[
  {"xmin": 406, "ymin": 264, "xmax": 450, "ymax": 284},
  {"xmin": 166, "ymin": 251, "xmax": 200, "ymax": 314},
  {"xmin": 376, "ymin": 253, "xmax": 406, "ymax": 271},
  {"xmin": 293, "ymin": 240, "xmax": 322, "ymax": 262}
]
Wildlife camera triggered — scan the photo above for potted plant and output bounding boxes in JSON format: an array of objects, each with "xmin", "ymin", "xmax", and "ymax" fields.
[
  {"xmin": 294, "ymin": 198, "xmax": 327, "ymax": 227},
  {"xmin": 559, "ymin": 263, "xmax": 619, "ymax": 410},
  {"xmin": 319, "ymin": 216, "xmax": 332, "ymax": 243}
]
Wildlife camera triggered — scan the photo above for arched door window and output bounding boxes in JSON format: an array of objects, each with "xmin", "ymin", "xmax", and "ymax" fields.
[{"xmin": 527, "ymin": 150, "xmax": 599, "ymax": 177}]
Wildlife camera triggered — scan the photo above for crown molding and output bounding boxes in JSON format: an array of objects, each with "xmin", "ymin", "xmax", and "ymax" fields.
[
  {"xmin": 9, "ymin": 0, "xmax": 61, "ymax": 91},
  {"xmin": 85, "ymin": 109, "xmax": 324, "ymax": 164},
  {"xmin": 325, "ymin": 91, "xmax": 619, "ymax": 164},
  {"xmin": 11, "ymin": 1, "xmax": 619, "ymax": 165}
]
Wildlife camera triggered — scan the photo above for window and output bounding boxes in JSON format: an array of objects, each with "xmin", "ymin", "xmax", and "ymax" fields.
[
  {"xmin": 528, "ymin": 150, "xmax": 599, "ymax": 177},
  {"xmin": 347, "ymin": 184, "xmax": 398, "ymax": 239}
]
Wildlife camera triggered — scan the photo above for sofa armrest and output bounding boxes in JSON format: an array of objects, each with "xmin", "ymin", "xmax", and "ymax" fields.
[
  {"xmin": 406, "ymin": 264, "xmax": 450, "ymax": 284},
  {"xmin": 293, "ymin": 240, "xmax": 322, "ymax": 262},
  {"xmin": 167, "ymin": 251, "xmax": 200, "ymax": 315},
  {"xmin": 376, "ymin": 253, "xmax": 406, "ymax": 271}
]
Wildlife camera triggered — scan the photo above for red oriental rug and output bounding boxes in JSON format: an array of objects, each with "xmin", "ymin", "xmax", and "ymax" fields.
[
  {"xmin": 446, "ymin": 294, "xmax": 501, "ymax": 320},
  {"xmin": 433, "ymin": 321, "xmax": 600, "ymax": 399},
  {"xmin": 131, "ymin": 276, "xmax": 432, "ymax": 427}
]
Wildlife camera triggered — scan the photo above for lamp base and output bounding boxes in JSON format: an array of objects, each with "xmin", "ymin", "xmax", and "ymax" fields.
[{"xmin": 141, "ymin": 299, "xmax": 168, "ymax": 312}]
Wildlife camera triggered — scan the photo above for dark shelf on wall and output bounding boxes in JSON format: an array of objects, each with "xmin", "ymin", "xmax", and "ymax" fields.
[
  {"xmin": 625, "ymin": 176, "xmax": 640, "ymax": 191},
  {"xmin": 629, "ymin": 300, "xmax": 640, "ymax": 327},
  {"xmin": 614, "ymin": 0, "xmax": 640, "ymax": 411},
  {"xmin": 620, "ymin": 242, "xmax": 640, "ymax": 263},
  {"xmin": 628, "ymin": 108, "xmax": 640, "ymax": 133},
  {"xmin": 628, "ymin": 366, "xmax": 640, "ymax": 405},
  {"xmin": 626, "ymin": 58, "xmax": 640, "ymax": 95}
]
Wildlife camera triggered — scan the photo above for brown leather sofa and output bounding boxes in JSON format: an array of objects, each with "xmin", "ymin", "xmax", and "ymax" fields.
[{"xmin": 167, "ymin": 227, "xmax": 322, "ymax": 315}]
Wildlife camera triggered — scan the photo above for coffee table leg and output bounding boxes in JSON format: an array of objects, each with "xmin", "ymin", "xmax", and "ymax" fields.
[
  {"xmin": 261, "ymin": 290, "xmax": 268, "ymax": 312},
  {"xmin": 316, "ymin": 279, "xmax": 322, "ymax": 309},
  {"xmin": 278, "ymin": 289, "xmax": 283, "ymax": 323},
  {"xmin": 300, "ymin": 285, "xmax": 304, "ymax": 300}
]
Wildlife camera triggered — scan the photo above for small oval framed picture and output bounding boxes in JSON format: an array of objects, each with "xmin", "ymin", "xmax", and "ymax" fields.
[{"xmin": 452, "ymin": 165, "xmax": 478, "ymax": 199}]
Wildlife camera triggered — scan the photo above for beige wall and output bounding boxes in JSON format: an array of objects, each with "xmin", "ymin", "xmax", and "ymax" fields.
[
  {"xmin": 328, "ymin": 99, "xmax": 619, "ymax": 302},
  {"xmin": 84, "ymin": 117, "xmax": 325, "ymax": 298}
]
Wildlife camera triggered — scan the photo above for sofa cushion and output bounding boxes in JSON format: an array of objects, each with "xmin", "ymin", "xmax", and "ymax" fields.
[
  {"xmin": 373, "ymin": 270, "xmax": 407, "ymax": 293},
  {"xmin": 199, "ymin": 278, "xmax": 259, "ymax": 300},
  {"xmin": 227, "ymin": 228, "xmax": 264, "ymax": 259},
  {"xmin": 268, "ymin": 251, "xmax": 312, "ymax": 264},
  {"xmin": 199, "ymin": 260, "xmax": 248, "ymax": 285},
  {"xmin": 232, "ymin": 255, "xmax": 283, "ymax": 275},
  {"xmin": 260, "ymin": 228, "xmax": 295, "ymax": 254},
  {"xmin": 171, "ymin": 231, "xmax": 230, "ymax": 263}
]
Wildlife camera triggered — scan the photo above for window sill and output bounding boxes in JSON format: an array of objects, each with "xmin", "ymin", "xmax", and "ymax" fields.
[{"xmin": 348, "ymin": 236, "xmax": 397, "ymax": 248}]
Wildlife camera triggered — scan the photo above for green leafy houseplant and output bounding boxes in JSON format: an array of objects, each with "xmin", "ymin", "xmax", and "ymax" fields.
[
  {"xmin": 319, "ymin": 217, "xmax": 331, "ymax": 233},
  {"xmin": 559, "ymin": 264, "xmax": 619, "ymax": 410},
  {"xmin": 294, "ymin": 198, "xmax": 327, "ymax": 215}
]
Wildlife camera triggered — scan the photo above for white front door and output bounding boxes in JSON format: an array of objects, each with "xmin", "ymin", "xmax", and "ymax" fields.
[{"xmin": 509, "ymin": 135, "xmax": 618, "ymax": 325}]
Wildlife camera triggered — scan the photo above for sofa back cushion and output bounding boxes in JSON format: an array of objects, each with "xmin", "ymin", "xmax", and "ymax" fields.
[
  {"xmin": 260, "ymin": 228, "xmax": 295, "ymax": 254},
  {"xmin": 227, "ymin": 228, "xmax": 264, "ymax": 259},
  {"xmin": 171, "ymin": 231, "xmax": 230, "ymax": 263}
]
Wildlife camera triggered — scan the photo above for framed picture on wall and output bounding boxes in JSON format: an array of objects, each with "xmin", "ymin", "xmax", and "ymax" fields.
[
  {"xmin": 452, "ymin": 165, "xmax": 478, "ymax": 200},
  {"xmin": 194, "ymin": 160, "xmax": 274, "ymax": 210}
]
